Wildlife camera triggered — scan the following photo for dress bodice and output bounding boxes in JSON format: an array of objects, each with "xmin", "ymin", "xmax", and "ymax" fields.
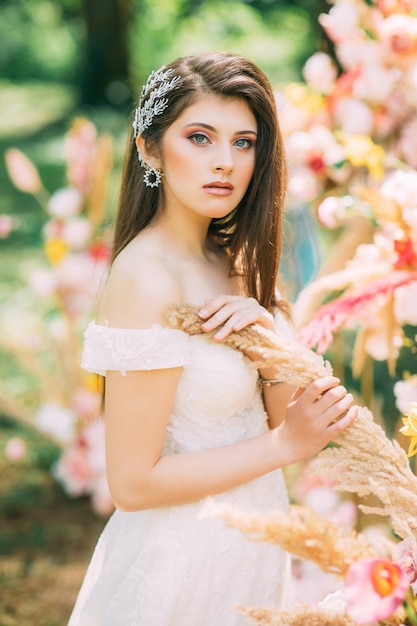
[{"xmin": 82, "ymin": 323, "xmax": 269, "ymax": 455}]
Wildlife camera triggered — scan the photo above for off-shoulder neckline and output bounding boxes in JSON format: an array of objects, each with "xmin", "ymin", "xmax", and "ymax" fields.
[{"xmin": 86, "ymin": 321, "xmax": 188, "ymax": 334}]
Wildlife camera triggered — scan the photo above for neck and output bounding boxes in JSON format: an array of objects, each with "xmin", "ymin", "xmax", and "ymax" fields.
[{"xmin": 156, "ymin": 207, "xmax": 214, "ymax": 261}]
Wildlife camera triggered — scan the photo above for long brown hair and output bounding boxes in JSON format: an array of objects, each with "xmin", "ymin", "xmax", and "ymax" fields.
[{"xmin": 112, "ymin": 52, "xmax": 287, "ymax": 311}]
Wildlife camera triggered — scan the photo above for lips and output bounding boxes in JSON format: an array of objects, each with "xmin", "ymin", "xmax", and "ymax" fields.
[
  {"xmin": 204, "ymin": 181, "xmax": 234, "ymax": 190},
  {"xmin": 203, "ymin": 181, "xmax": 234, "ymax": 196}
]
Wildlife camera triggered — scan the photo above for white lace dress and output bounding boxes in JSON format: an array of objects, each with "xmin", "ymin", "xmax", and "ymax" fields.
[{"xmin": 68, "ymin": 322, "xmax": 291, "ymax": 626}]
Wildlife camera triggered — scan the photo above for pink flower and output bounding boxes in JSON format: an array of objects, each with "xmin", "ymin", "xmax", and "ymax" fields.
[
  {"xmin": 5, "ymin": 437, "xmax": 27, "ymax": 462},
  {"xmin": 344, "ymin": 557, "xmax": 408, "ymax": 624},
  {"xmin": 53, "ymin": 442, "xmax": 93, "ymax": 497},
  {"xmin": 393, "ymin": 537, "xmax": 417, "ymax": 585},
  {"xmin": 65, "ymin": 118, "xmax": 97, "ymax": 195},
  {"xmin": 287, "ymin": 165, "xmax": 322, "ymax": 203},
  {"xmin": 71, "ymin": 389, "xmax": 101, "ymax": 420},
  {"xmin": 379, "ymin": 13, "xmax": 417, "ymax": 58},
  {"xmin": 47, "ymin": 187, "xmax": 84, "ymax": 219},
  {"xmin": 0, "ymin": 214, "xmax": 13, "ymax": 238},
  {"xmin": 5, "ymin": 148, "xmax": 42, "ymax": 194},
  {"xmin": 297, "ymin": 271, "xmax": 417, "ymax": 352},
  {"xmin": 397, "ymin": 119, "xmax": 417, "ymax": 169}
]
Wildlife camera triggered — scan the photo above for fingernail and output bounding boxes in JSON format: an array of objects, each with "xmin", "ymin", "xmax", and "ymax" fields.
[{"xmin": 199, "ymin": 308, "xmax": 208, "ymax": 318}]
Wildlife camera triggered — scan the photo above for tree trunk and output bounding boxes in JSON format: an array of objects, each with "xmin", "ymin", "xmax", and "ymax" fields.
[{"xmin": 81, "ymin": 0, "xmax": 131, "ymax": 107}]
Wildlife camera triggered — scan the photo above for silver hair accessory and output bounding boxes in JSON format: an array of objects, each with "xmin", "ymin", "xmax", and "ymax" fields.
[
  {"xmin": 133, "ymin": 66, "xmax": 181, "ymax": 189},
  {"xmin": 133, "ymin": 66, "xmax": 181, "ymax": 138}
]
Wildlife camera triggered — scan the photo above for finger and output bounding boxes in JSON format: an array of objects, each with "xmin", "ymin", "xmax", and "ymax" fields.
[
  {"xmin": 328, "ymin": 405, "xmax": 358, "ymax": 434},
  {"xmin": 200, "ymin": 301, "xmax": 246, "ymax": 332},
  {"xmin": 317, "ymin": 385, "xmax": 349, "ymax": 412},
  {"xmin": 198, "ymin": 295, "xmax": 244, "ymax": 319},
  {"xmin": 301, "ymin": 376, "xmax": 341, "ymax": 402},
  {"xmin": 321, "ymin": 393, "xmax": 354, "ymax": 425}
]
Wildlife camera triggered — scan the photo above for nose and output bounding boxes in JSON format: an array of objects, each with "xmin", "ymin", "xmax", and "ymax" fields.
[{"xmin": 212, "ymin": 142, "xmax": 233, "ymax": 175}]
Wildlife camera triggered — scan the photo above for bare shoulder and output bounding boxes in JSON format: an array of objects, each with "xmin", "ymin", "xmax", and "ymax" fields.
[{"xmin": 98, "ymin": 234, "xmax": 183, "ymax": 328}]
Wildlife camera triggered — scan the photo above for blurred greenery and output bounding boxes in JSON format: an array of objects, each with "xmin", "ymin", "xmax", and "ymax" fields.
[
  {"xmin": 0, "ymin": 0, "xmax": 325, "ymax": 107},
  {"xmin": 0, "ymin": 1, "xmax": 413, "ymax": 621}
]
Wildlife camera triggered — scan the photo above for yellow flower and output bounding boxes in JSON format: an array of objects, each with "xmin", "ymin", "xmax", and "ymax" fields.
[
  {"xmin": 44, "ymin": 237, "xmax": 69, "ymax": 265},
  {"xmin": 284, "ymin": 83, "xmax": 324, "ymax": 114},
  {"xmin": 341, "ymin": 135, "xmax": 385, "ymax": 180},
  {"xmin": 399, "ymin": 402, "xmax": 417, "ymax": 457}
]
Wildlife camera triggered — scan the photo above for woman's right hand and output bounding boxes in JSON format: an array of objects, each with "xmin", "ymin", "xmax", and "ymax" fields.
[{"xmin": 276, "ymin": 375, "xmax": 357, "ymax": 464}]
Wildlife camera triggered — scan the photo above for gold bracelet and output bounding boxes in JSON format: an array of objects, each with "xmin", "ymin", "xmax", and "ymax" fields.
[{"xmin": 258, "ymin": 374, "xmax": 283, "ymax": 388}]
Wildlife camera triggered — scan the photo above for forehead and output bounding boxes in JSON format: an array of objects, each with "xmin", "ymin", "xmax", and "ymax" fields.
[{"xmin": 172, "ymin": 94, "xmax": 257, "ymax": 130}]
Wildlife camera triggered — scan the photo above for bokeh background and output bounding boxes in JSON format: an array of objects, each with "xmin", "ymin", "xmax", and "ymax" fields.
[{"xmin": 1, "ymin": 1, "xmax": 417, "ymax": 624}]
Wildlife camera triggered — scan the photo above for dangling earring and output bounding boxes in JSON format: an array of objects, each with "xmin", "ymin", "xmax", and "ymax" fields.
[
  {"xmin": 143, "ymin": 164, "xmax": 162, "ymax": 188},
  {"xmin": 137, "ymin": 152, "xmax": 163, "ymax": 188}
]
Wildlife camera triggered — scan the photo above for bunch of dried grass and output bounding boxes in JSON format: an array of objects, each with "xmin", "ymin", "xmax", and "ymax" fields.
[
  {"xmin": 168, "ymin": 304, "xmax": 412, "ymax": 626},
  {"xmin": 202, "ymin": 500, "xmax": 377, "ymax": 576},
  {"xmin": 236, "ymin": 604, "xmax": 357, "ymax": 626},
  {"xmin": 168, "ymin": 304, "xmax": 417, "ymax": 538}
]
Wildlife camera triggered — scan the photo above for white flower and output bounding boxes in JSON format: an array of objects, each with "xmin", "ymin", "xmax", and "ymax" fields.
[
  {"xmin": 333, "ymin": 97, "xmax": 374, "ymax": 135},
  {"xmin": 317, "ymin": 196, "xmax": 351, "ymax": 228},
  {"xmin": 61, "ymin": 217, "xmax": 92, "ymax": 250},
  {"xmin": 395, "ymin": 283, "xmax": 417, "ymax": 325},
  {"xmin": 287, "ymin": 165, "xmax": 322, "ymax": 203},
  {"xmin": 337, "ymin": 40, "xmax": 383, "ymax": 71},
  {"xmin": 319, "ymin": 1, "xmax": 360, "ymax": 43},
  {"xmin": 302, "ymin": 52, "xmax": 338, "ymax": 94},
  {"xmin": 35, "ymin": 403, "xmax": 76, "ymax": 445},
  {"xmin": 47, "ymin": 187, "xmax": 84, "ymax": 219},
  {"xmin": 318, "ymin": 589, "xmax": 348, "ymax": 613},
  {"xmin": 394, "ymin": 376, "xmax": 417, "ymax": 413},
  {"xmin": 353, "ymin": 65, "xmax": 399, "ymax": 105},
  {"xmin": 28, "ymin": 268, "xmax": 57, "ymax": 297}
]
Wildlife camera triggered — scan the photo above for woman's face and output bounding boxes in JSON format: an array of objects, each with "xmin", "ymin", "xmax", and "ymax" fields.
[{"xmin": 157, "ymin": 94, "xmax": 257, "ymax": 221}]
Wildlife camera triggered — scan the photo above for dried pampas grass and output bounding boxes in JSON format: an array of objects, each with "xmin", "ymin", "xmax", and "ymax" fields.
[
  {"xmin": 168, "ymin": 303, "xmax": 417, "ymax": 538},
  {"xmin": 202, "ymin": 499, "xmax": 377, "ymax": 576},
  {"xmin": 314, "ymin": 406, "xmax": 417, "ymax": 540},
  {"xmin": 236, "ymin": 604, "xmax": 357, "ymax": 626},
  {"xmin": 166, "ymin": 303, "xmax": 331, "ymax": 387},
  {"xmin": 237, "ymin": 604, "xmax": 405, "ymax": 626}
]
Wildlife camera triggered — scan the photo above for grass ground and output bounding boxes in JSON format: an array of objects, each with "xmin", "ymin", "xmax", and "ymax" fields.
[{"xmin": 0, "ymin": 415, "xmax": 106, "ymax": 625}]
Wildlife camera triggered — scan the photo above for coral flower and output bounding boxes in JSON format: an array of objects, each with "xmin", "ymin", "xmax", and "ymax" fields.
[
  {"xmin": 344, "ymin": 557, "xmax": 408, "ymax": 624},
  {"xmin": 400, "ymin": 402, "xmax": 417, "ymax": 457}
]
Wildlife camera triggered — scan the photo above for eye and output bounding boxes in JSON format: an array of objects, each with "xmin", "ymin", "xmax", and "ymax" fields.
[
  {"xmin": 234, "ymin": 137, "xmax": 254, "ymax": 149},
  {"xmin": 189, "ymin": 132, "xmax": 210, "ymax": 145}
]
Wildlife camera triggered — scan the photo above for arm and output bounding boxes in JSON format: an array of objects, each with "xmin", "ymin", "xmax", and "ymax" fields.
[
  {"xmin": 105, "ymin": 366, "xmax": 355, "ymax": 512},
  {"xmin": 101, "ymin": 275, "xmax": 356, "ymax": 512}
]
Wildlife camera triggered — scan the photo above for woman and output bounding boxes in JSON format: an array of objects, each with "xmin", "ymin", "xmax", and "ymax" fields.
[{"xmin": 68, "ymin": 52, "xmax": 356, "ymax": 625}]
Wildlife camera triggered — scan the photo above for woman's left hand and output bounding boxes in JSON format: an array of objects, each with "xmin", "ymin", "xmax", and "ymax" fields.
[{"xmin": 198, "ymin": 295, "xmax": 275, "ymax": 340}]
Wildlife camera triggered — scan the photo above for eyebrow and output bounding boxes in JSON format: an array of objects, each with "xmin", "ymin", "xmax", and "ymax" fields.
[{"xmin": 184, "ymin": 122, "xmax": 257, "ymax": 136}]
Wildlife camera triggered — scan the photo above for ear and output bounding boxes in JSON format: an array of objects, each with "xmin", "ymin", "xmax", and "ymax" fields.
[{"xmin": 135, "ymin": 135, "xmax": 161, "ymax": 170}]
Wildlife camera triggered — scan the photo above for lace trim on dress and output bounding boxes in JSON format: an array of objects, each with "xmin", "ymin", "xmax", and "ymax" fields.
[{"xmin": 81, "ymin": 322, "xmax": 191, "ymax": 376}]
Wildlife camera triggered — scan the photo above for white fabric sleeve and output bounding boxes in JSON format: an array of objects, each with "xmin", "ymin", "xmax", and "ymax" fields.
[{"xmin": 81, "ymin": 322, "xmax": 191, "ymax": 376}]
